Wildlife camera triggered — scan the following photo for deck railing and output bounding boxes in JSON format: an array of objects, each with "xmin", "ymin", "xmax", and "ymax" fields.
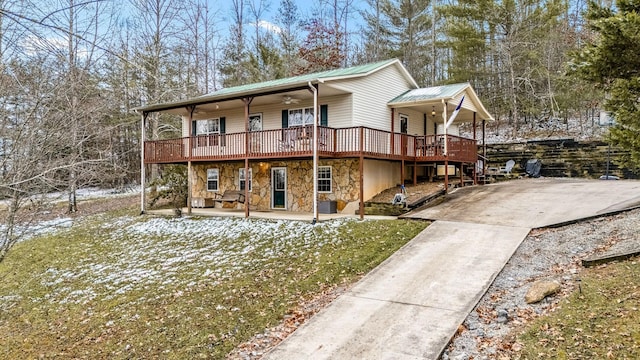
[{"xmin": 144, "ymin": 126, "xmax": 477, "ymax": 164}]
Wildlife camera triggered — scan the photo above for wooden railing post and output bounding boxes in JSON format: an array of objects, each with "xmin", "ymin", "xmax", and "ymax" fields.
[{"xmin": 359, "ymin": 127, "xmax": 364, "ymax": 220}]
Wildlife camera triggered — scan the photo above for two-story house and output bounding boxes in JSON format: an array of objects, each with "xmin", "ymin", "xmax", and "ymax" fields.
[{"xmin": 135, "ymin": 59, "xmax": 493, "ymax": 220}]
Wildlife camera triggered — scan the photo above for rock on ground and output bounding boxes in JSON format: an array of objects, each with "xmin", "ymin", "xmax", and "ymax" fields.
[{"xmin": 524, "ymin": 280, "xmax": 561, "ymax": 304}]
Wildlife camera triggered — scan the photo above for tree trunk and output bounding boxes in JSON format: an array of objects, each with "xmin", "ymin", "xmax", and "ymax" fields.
[
  {"xmin": 68, "ymin": 0, "xmax": 78, "ymax": 213},
  {"xmin": 507, "ymin": 43, "xmax": 519, "ymax": 137}
]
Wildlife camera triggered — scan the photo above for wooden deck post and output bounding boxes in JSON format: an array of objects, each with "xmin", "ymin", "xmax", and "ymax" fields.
[
  {"xmin": 482, "ymin": 119, "xmax": 487, "ymax": 185},
  {"xmin": 309, "ymin": 82, "xmax": 319, "ymax": 223},
  {"xmin": 444, "ymin": 159, "xmax": 449, "ymax": 193},
  {"xmin": 187, "ymin": 106, "xmax": 195, "ymax": 215},
  {"xmin": 359, "ymin": 127, "xmax": 365, "ymax": 220},
  {"xmin": 140, "ymin": 112, "xmax": 148, "ymax": 215},
  {"xmin": 472, "ymin": 112, "xmax": 477, "ymax": 185},
  {"xmin": 243, "ymin": 97, "xmax": 253, "ymax": 218}
]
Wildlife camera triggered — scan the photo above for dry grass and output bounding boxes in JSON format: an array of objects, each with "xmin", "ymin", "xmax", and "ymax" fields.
[
  {"xmin": 0, "ymin": 210, "xmax": 428, "ymax": 359},
  {"xmin": 514, "ymin": 259, "xmax": 640, "ymax": 359}
]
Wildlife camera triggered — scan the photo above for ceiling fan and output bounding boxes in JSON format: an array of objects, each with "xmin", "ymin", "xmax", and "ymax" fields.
[{"xmin": 282, "ymin": 95, "xmax": 301, "ymax": 105}]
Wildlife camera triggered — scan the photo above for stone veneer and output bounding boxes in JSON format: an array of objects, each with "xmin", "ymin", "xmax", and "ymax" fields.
[{"xmin": 191, "ymin": 159, "xmax": 361, "ymax": 212}]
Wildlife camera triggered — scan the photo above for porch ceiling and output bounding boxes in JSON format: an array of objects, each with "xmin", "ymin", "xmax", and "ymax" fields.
[
  {"xmin": 145, "ymin": 84, "xmax": 347, "ymax": 116},
  {"xmin": 152, "ymin": 83, "xmax": 350, "ymax": 117}
]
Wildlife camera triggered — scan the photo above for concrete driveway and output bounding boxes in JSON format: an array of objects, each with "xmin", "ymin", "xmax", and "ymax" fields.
[
  {"xmin": 263, "ymin": 178, "xmax": 640, "ymax": 359},
  {"xmin": 404, "ymin": 178, "xmax": 640, "ymax": 228}
]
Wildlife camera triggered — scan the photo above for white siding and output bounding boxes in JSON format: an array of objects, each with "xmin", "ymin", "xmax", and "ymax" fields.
[
  {"xmin": 437, "ymin": 123, "xmax": 460, "ymax": 136},
  {"xmin": 181, "ymin": 115, "xmax": 189, "ymax": 137},
  {"xmin": 397, "ymin": 108, "xmax": 427, "ymax": 135},
  {"xmin": 332, "ymin": 64, "xmax": 415, "ymax": 131},
  {"xmin": 456, "ymin": 91, "xmax": 478, "ymax": 113},
  {"xmin": 180, "ymin": 64, "xmax": 415, "ymax": 134},
  {"xmin": 322, "ymin": 94, "xmax": 352, "ymax": 128},
  {"xmin": 426, "ymin": 115, "xmax": 437, "ymax": 135}
]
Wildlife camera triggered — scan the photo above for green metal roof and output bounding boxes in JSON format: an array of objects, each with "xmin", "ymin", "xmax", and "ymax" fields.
[
  {"xmin": 199, "ymin": 58, "xmax": 401, "ymax": 98},
  {"xmin": 134, "ymin": 59, "xmax": 409, "ymax": 113},
  {"xmin": 388, "ymin": 83, "xmax": 470, "ymax": 104}
]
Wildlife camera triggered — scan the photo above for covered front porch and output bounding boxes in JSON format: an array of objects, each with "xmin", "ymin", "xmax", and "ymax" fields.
[{"xmin": 144, "ymin": 126, "xmax": 478, "ymax": 164}]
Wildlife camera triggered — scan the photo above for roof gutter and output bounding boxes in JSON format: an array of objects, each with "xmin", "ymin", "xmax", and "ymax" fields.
[{"xmin": 133, "ymin": 83, "xmax": 313, "ymax": 114}]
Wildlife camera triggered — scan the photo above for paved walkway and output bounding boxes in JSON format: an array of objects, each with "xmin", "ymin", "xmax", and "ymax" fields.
[{"xmin": 263, "ymin": 178, "xmax": 640, "ymax": 359}]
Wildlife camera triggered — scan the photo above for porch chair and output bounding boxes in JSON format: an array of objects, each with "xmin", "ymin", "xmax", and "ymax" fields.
[
  {"xmin": 500, "ymin": 159, "xmax": 516, "ymax": 175},
  {"xmin": 279, "ymin": 129, "xmax": 296, "ymax": 151}
]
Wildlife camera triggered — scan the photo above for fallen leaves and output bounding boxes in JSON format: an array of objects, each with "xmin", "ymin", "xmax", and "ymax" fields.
[{"xmin": 226, "ymin": 283, "xmax": 349, "ymax": 359}]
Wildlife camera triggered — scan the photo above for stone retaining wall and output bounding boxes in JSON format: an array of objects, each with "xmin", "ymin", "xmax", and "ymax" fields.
[{"xmin": 482, "ymin": 139, "xmax": 637, "ymax": 179}]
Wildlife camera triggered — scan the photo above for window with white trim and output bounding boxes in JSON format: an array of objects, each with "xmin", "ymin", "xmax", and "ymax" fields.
[
  {"xmin": 239, "ymin": 168, "xmax": 252, "ymax": 192},
  {"xmin": 207, "ymin": 168, "xmax": 219, "ymax": 191},
  {"xmin": 195, "ymin": 118, "xmax": 221, "ymax": 146},
  {"xmin": 195, "ymin": 118, "xmax": 220, "ymax": 135},
  {"xmin": 288, "ymin": 107, "xmax": 315, "ymax": 127},
  {"xmin": 318, "ymin": 166, "xmax": 332, "ymax": 193}
]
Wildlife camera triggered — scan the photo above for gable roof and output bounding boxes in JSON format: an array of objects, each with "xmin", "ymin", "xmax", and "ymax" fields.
[
  {"xmin": 388, "ymin": 83, "xmax": 469, "ymax": 103},
  {"xmin": 388, "ymin": 83, "xmax": 494, "ymax": 121},
  {"xmin": 134, "ymin": 59, "xmax": 418, "ymax": 113}
]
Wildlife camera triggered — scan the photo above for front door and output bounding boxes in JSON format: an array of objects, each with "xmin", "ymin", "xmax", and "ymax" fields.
[
  {"xmin": 400, "ymin": 114, "xmax": 408, "ymax": 134},
  {"xmin": 400, "ymin": 114, "xmax": 409, "ymax": 155},
  {"xmin": 271, "ymin": 167, "xmax": 287, "ymax": 209}
]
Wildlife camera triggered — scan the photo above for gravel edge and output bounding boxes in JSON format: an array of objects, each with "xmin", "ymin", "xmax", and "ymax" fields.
[{"xmin": 441, "ymin": 208, "xmax": 640, "ymax": 360}]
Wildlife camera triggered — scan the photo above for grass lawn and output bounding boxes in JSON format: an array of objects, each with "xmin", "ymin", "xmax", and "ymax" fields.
[
  {"xmin": 515, "ymin": 259, "xmax": 640, "ymax": 359},
  {"xmin": 0, "ymin": 210, "xmax": 427, "ymax": 359}
]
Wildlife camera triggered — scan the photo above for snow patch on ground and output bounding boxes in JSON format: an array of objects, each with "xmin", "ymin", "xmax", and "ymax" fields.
[
  {"xmin": 1, "ymin": 217, "xmax": 74, "ymax": 245},
  {"xmin": 460, "ymin": 116, "xmax": 609, "ymax": 144},
  {"xmin": 32, "ymin": 215, "xmax": 357, "ymax": 307}
]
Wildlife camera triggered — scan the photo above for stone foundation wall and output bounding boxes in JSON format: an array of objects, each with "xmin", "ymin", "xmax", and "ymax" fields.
[
  {"xmin": 191, "ymin": 159, "xmax": 361, "ymax": 212},
  {"xmin": 317, "ymin": 159, "xmax": 360, "ymax": 212}
]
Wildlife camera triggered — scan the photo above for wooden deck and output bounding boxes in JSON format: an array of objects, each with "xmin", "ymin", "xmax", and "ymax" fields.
[{"xmin": 144, "ymin": 126, "xmax": 477, "ymax": 164}]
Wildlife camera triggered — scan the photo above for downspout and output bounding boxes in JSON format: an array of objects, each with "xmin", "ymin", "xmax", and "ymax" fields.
[
  {"xmin": 309, "ymin": 81, "xmax": 318, "ymax": 224},
  {"xmin": 140, "ymin": 111, "xmax": 148, "ymax": 214}
]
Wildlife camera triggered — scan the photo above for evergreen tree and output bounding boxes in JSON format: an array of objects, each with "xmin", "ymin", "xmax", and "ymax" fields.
[
  {"xmin": 246, "ymin": 0, "xmax": 286, "ymax": 81},
  {"xmin": 219, "ymin": 0, "xmax": 252, "ymax": 86},
  {"xmin": 440, "ymin": 0, "xmax": 491, "ymax": 85},
  {"xmin": 360, "ymin": 0, "xmax": 433, "ymax": 85},
  {"xmin": 276, "ymin": 0, "xmax": 302, "ymax": 76},
  {"xmin": 359, "ymin": 0, "xmax": 394, "ymax": 63},
  {"xmin": 570, "ymin": 0, "xmax": 640, "ymax": 172},
  {"xmin": 247, "ymin": 41, "xmax": 286, "ymax": 81}
]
